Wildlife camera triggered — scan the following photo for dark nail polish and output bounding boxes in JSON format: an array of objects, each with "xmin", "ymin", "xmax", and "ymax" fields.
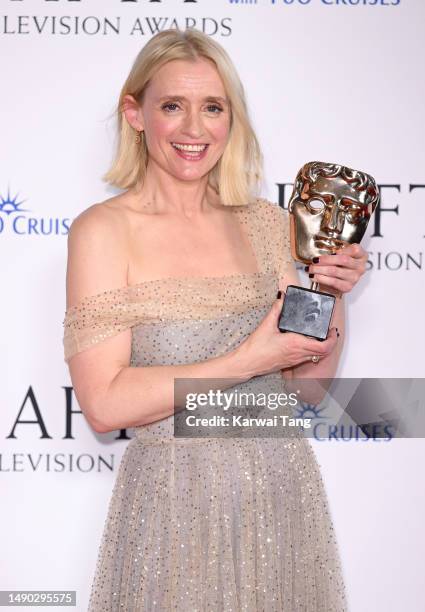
[
  {"xmin": 336, "ymin": 327, "xmax": 339, "ymax": 332},
  {"xmin": 312, "ymin": 257, "xmax": 319, "ymax": 263},
  {"xmin": 331, "ymin": 252, "xmax": 337, "ymax": 256},
  {"xmin": 337, "ymin": 332, "xmax": 340, "ymax": 337},
  {"xmin": 276, "ymin": 290, "xmax": 282, "ymax": 299},
  {"xmin": 304, "ymin": 265, "xmax": 309, "ymax": 272},
  {"xmin": 309, "ymin": 273, "xmax": 314, "ymax": 278}
]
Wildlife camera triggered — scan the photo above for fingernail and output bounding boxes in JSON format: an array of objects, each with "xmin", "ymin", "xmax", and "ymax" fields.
[
  {"xmin": 336, "ymin": 327, "xmax": 339, "ymax": 332},
  {"xmin": 312, "ymin": 257, "xmax": 319, "ymax": 263},
  {"xmin": 309, "ymin": 273, "xmax": 314, "ymax": 278},
  {"xmin": 304, "ymin": 265, "xmax": 309, "ymax": 272},
  {"xmin": 331, "ymin": 253, "xmax": 337, "ymax": 256},
  {"xmin": 337, "ymin": 332, "xmax": 340, "ymax": 337},
  {"xmin": 276, "ymin": 290, "xmax": 282, "ymax": 299}
]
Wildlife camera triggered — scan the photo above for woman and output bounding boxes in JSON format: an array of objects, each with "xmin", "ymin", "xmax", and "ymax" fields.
[{"xmin": 63, "ymin": 28, "xmax": 365, "ymax": 611}]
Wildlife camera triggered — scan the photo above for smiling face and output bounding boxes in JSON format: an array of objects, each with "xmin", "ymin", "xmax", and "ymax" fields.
[
  {"xmin": 289, "ymin": 172, "xmax": 374, "ymax": 263},
  {"xmin": 131, "ymin": 57, "xmax": 231, "ymax": 184}
]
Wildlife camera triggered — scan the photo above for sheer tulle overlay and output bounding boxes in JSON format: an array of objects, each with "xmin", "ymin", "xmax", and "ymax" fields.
[{"xmin": 63, "ymin": 199, "xmax": 347, "ymax": 611}]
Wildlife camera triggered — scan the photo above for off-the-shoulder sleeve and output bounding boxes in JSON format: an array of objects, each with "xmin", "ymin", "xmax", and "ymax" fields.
[
  {"xmin": 63, "ymin": 298, "xmax": 131, "ymax": 364},
  {"xmin": 62, "ymin": 272, "xmax": 280, "ymax": 364},
  {"xmin": 62, "ymin": 289, "xmax": 162, "ymax": 364},
  {"xmin": 253, "ymin": 198, "xmax": 293, "ymax": 280}
]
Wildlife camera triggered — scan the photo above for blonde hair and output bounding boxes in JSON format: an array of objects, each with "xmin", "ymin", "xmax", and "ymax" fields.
[{"xmin": 104, "ymin": 28, "xmax": 263, "ymax": 206}]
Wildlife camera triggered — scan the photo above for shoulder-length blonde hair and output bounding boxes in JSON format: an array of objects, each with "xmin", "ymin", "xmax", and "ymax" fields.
[{"xmin": 104, "ymin": 28, "xmax": 263, "ymax": 206}]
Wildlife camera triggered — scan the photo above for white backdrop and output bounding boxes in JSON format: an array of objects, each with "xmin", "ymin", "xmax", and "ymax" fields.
[{"xmin": 1, "ymin": 0, "xmax": 424, "ymax": 610}]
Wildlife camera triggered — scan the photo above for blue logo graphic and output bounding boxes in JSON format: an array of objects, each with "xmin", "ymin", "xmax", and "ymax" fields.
[
  {"xmin": 0, "ymin": 187, "xmax": 70, "ymax": 235},
  {"xmin": 295, "ymin": 403, "xmax": 329, "ymax": 422},
  {"xmin": 294, "ymin": 402, "xmax": 393, "ymax": 442},
  {"xmin": 0, "ymin": 188, "xmax": 29, "ymax": 216}
]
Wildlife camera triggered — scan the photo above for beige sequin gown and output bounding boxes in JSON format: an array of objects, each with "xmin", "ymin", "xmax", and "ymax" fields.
[{"xmin": 63, "ymin": 199, "xmax": 347, "ymax": 611}]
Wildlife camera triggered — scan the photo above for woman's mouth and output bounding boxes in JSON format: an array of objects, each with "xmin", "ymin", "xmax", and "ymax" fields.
[{"xmin": 171, "ymin": 142, "xmax": 209, "ymax": 161}]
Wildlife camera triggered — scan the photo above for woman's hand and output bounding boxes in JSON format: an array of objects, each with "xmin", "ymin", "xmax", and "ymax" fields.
[
  {"xmin": 306, "ymin": 243, "xmax": 368, "ymax": 295},
  {"xmin": 235, "ymin": 296, "xmax": 339, "ymax": 378}
]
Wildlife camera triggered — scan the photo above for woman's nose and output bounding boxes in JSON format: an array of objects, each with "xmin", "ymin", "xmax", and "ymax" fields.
[{"xmin": 181, "ymin": 110, "xmax": 205, "ymax": 139}]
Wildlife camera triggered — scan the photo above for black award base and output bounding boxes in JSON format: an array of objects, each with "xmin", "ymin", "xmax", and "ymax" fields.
[{"xmin": 278, "ymin": 284, "xmax": 336, "ymax": 341}]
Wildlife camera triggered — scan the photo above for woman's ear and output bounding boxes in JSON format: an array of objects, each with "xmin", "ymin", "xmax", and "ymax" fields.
[{"xmin": 122, "ymin": 94, "xmax": 144, "ymax": 131}]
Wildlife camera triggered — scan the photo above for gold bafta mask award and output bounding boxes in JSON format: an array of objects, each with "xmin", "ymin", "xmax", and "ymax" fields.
[{"xmin": 278, "ymin": 161, "xmax": 380, "ymax": 340}]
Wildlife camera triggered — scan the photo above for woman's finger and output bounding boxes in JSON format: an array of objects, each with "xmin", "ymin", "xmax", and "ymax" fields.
[
  {"xmin": 307, "ymin": 265, "xmax": 360, "ymax": 283},
  {"xmin": 309, "ymin": 252, "xmax": 364, "ymax": 271},
  {"xmin": 300, "ymin": 328, "xmax": 339, "ymax": 357},
  {"xmin": 309, "ymin": 273, "xmax": 354, "ymax": 293}
]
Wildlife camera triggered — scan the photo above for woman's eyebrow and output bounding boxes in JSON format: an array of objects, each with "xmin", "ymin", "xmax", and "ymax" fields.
[
  {"xmin": 157, "ymin": 95, "xmax": 229, "ymax": 105},
  {"xmin": 204, "ymin": 96, "xmax": 229, "ymax": 105}
]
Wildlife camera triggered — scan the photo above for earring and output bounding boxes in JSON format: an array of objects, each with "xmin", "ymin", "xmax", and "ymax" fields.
[{"xmin": 135, "ymin": 130, "xmax": 143, "ymax": 145}]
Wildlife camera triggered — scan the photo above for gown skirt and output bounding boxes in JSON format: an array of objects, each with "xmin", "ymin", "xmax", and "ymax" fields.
[{"xmin": 85, "ymin": 303, "xmax": 347, "ymax": 612}]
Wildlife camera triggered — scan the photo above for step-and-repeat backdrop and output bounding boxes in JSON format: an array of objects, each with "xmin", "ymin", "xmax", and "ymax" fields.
[{"xmin": 2, "ymin": 1, "xmax": 424, "ymax": 610}]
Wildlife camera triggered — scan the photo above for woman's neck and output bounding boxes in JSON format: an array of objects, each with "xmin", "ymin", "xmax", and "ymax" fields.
[{"xmin": 131, "ymin": 161, "xmax": 220, "ymax": 218}]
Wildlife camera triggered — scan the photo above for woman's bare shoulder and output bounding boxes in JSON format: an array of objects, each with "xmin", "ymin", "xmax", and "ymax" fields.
[
  {"xmin": 66, "ymin": 193, "xmax": 131, "ymax": 307},
  {"xmin": 70, "ymin": 192, "xmax": 129, "ymax": 234}
]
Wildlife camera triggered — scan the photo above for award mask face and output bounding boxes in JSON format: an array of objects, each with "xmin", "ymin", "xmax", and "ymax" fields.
[{"xmin": 288, "ymin": 162, "xmax": 380, "ymax": 264}]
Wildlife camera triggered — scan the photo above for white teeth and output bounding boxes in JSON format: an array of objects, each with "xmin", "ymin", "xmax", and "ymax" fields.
[{"xmin": 172, "ymin": 143, "xmax": 207, "ymax": 152}]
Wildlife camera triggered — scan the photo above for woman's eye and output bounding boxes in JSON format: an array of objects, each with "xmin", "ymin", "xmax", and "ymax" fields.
[
  {"xmin": 206, "ymin": 105, "xmax": 222, "ymax": 113},
  {"xmin": 162, "ymin": 103, "xmax": 179, "ymax": 112}
]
